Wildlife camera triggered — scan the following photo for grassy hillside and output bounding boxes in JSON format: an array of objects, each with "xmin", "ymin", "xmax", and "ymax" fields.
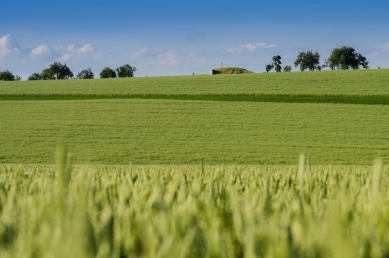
[
  {"xmin": 0, "ymin": 69, "xmax": 388, "ymax": 165},
  {"xmin": 0, "ymin": 69, "xmax": 388, "ymax": 96}
]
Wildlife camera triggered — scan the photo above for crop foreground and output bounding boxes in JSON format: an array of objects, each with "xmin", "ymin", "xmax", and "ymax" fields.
[{"xmin": 0, "ymin": 160, "xmax": 388, "ymax": 257}]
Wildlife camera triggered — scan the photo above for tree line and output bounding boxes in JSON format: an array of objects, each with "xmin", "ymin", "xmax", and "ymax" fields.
[
  {"xmin": 266, "ymin": 46, "xmax": 369, "ymax": 72},
  {"xmin": 0, "ymin": 63, "xmax": 137, "ymax": 81},
  {"xmin": 0, "ymin": 45, "xmax": 371, "ymax": 81}
]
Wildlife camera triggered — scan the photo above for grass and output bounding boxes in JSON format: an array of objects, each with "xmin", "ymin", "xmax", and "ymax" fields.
[
  {"xmin": 0, "ymin": 162, "xmax": 389, "ymax": 257},
  {"xmin": 0, "ymin": 93, "xmax": 388, "ymax": 105},
  {"xmin": 0, "ymin": 99, "xmax": 388, "ymax": 164},
  {"xmin": 1, "ymin": 69, "xmax": 389, "ymax": 165},
  {"xmin": 1, "ymin": 69, "xmax": 389, "ymax": 96},
  {"xmin": 1, "ymin": 69, "xmax": 389, "ymax": 257}
]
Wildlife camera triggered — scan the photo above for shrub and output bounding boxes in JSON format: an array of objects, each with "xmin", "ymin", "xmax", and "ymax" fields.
[
  {"xmin": 283, "ymin": 65, "xmax": 292, "ymax": 72},
  {"xmin": 100, "ymin": 67, "xmax": 116, "ymax": 78},
  {"xmin": 77, "ymin": 68, "xmax": 94, "ymax": 79}
]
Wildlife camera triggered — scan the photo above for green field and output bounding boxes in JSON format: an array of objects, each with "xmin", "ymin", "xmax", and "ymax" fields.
[
  {"xmin": 1, "ymin": 99, "xmax": 388, "ymax": 165},
  {"xmin": 1, "ymin": 70, "xmax": 389, "ymax": 165},
  {"xmin": 1, "ymin": 69, "xmax": 389, "ymax": 257}
]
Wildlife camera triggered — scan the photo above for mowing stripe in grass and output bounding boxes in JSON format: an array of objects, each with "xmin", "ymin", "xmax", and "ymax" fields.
[{"xmin": 1, "ymin": 93, "xmax": 389, "ymax": 105}]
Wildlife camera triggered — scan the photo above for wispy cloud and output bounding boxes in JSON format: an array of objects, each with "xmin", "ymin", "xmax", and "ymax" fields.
[
  {"xmin": 378, "ymin": 42, "xmax": 389, "ymax": 51},
  {"xmin": 365, "ymin": 42, "xmax": 389, "ymax": 68},
  {"xmin": 188, "ymin": 52, "xmax": 205, "ymax": 63},
  {"xmin": 228, "ymin": 42, "xmax": 276, "ymax": 53},
  {"xmin": 157, "ymin": 50, "xmax": 181, "ymax": 66},
  {"xmin": 129, "ymin": 47, "xmax": 149, "ymax": 60},
  {"xmin": 67, "ymin": 44, "xmax": 94, "ymax": 54},
  {"xmin": 57, "ymin": 44, "xmax": 95, "ymax": 62},
  {"xmin": 57, "ymin": 53, "xmax": 74, "ymax": 62},
  {"xmin": 30, "ymin": 45, "xmax": 50, "ymax": 57}
]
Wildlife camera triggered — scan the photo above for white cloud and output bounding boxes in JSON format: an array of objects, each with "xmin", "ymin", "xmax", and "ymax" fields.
[
  {"xmin": 129, "ymin": 47, "xmax": 149, "ymax": 60},
  {"xmin": 30, "ymin": 45, "xmax": 50, "ymax": 57},
  {"xmin": 67, "ymin": 44, "xmax": 94, "ymax": 54},
  {"xmin": 157, "ymin": 50, "xmax": 181, "ymax": 66},
  {"xmin": 81, "ymin": 44, "xmax": 94, "ymax": 53},
  {"xmin": 66, "ymin": 45, "xmax": 75, "ymax": 52},
  {"xmin": 0, "ymin": 34, "xmax": 19, "ymax": 50},
  {"xmin": 57, "ymin": 44, "xmax": 94, "ymax": 62},
  {"xmin": 57, "ymin": 53, "xmax": 74, "ymax": 62},
  {"xmin": 228, "ymin": 42, "xmax": 276, "ymax": 53},
  {"xmin": 0, "ymin": 48, "xmax": 12, "ymax": 59},
  {"xmin": 0, "ymin": 34, "xmax": 21, "ymax": 59}
]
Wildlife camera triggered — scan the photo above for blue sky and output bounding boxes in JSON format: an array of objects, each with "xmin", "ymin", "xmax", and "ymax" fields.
[{"xmin": 1, "ymin": 0, "xmax": 389, "ymax": 78}]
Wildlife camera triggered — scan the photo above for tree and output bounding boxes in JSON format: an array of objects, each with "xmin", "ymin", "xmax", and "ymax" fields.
[
  {"xmin": 77, "ymin": 68, "xmax": 94, "ymax": 79},
  {"xmin": 265, "ymin": 64, "xmax": 273, "ymax": 73},
  {"xmin": 283, "ymin": 65, "xmax": 292, "ymax": 72},
  {"xmin": 272, "ymin": 56, "xmax": 282, "ymax": 72},
  {"xmin": 41, "ymin": 62, "xmax": 74, "ymax": 80},
  {"xmin": 15, "ymin": 75, "xmax": 21, "ymax": 81},
  {"xmin": 328, "ymin": 46, "xmax": 369, "ymax": 70},
  {"xmin": 41, "ymin": 69, "xmax": 55, "ymax": 80},
  {"xmin": 294, "ymin": 51, "xmax": 320, "ymax": 71},
  {"xmin": 116, "ymin": 64, "xmax": 137, "ymax": 78},
  {"xmin": 28, "ymin": 73, "xmax": 42, "ymax": 80},
  {"xmin": 0, "ymin": 70, "xmax": 15, "ymax": 81},
  {"xmin": 100, "ymin": 67, "xmax": 116, "ymax": 78}
]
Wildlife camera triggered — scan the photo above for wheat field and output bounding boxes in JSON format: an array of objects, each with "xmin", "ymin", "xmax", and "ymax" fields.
[{"xmin": 0, "ymin": 153, "xmax": 388, "ymax": 257}]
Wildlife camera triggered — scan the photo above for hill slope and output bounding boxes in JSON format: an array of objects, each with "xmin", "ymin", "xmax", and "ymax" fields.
[
  {"xmin": 211, "ymin": 67, "xmax": 253, "ymax": 74},
  {"xmin": 1, "ymin": 69, "xmax": 389, "ymax": 165}
]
